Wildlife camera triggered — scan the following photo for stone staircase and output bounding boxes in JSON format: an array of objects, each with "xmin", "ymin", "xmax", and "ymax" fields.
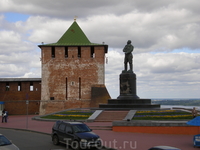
[{"xmin": 94, "ymin": 111, "xmax": 129, "ymax": 122}]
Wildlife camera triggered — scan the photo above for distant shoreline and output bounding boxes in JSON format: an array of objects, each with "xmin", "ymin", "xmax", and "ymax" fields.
[
  {"xmin": 152, "ymin": 98, "xmax": 200, "ymax": 100},
  {"xmin": 152, "ymin": 99, "xmax": 200, "ymax": 107},
  {"xmin": 161, "ymin": 105, "xmax": 199, "ymax": 109}
]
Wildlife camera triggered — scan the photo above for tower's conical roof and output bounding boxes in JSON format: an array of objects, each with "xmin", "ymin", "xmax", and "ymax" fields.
[
  {"xmin": 56, "ymin": 21, "xmax": 91, "ymax": 45},
  {"xmin": 40, "ymin": 20, "xmax": 107, "ymax": 51}
]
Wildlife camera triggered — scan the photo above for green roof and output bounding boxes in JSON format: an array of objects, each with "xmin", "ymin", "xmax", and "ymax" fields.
[
  {"xmin": 38, "ymin": 21, "xmax": 108, "ymax": 52},
  {"xmin": 57, "ymin": 21, "xmax": 91, "ymax": 45},
  {"xmin": 40, "ymin": 21, "xmax": 106, "ymax": 47}
]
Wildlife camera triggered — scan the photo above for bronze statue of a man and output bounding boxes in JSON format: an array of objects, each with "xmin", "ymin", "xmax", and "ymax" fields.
[{"xmin": 123, "ymin": 40, "xmax": 134, "ymax": 72}]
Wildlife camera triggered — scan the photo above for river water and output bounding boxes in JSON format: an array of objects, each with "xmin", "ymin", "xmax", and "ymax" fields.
[{"xmin": 161, "ymin": 105, "xmax": 200, "ymax": 110}]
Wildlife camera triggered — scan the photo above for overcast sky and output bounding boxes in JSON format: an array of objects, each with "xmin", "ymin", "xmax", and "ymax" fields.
[{"xmin": 0, "ymin": 0, "xmax": 200, "ymax": 99}]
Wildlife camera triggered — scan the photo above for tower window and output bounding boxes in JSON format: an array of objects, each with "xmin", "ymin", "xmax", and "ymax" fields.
[
  {"xmin": 65, "ymin": 47, "xmax": 68, "ymax": 58},
  {"xmin": 91, "ymin": 47, "xmax": 94, "ymax": 58},
  {"xmin": 66, "ymin": 78, "xmax": 68, "ymax": 100},
  {"xmin": 6, "ymin": 82, "xmax": 9, "ymax": 91},
  {"xmin": 78, "ymin": 47, "xmax": 81, "ymax": 58},
  {"xmin": 30, "ymin": 82, "xmax": 33, "ymax": 91},
  {"xmin": 18, "ymin": 82, "xmax": 21, "ymax": 91},
  {"xmin": 52, "ymin": 47, "xmax": 55, "ymax": 58},
  {"xmin": 79, "ymin": 77, "xmax": 81, "ymax": 99}
]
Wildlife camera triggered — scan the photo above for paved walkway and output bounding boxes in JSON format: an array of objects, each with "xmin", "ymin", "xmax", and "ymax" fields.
[{"xmin": 0, "ymin": 115, "xmax": 197, "ymax": 150}]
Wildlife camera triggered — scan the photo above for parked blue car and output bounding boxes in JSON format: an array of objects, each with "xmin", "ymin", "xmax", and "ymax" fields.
[{"xmin": 193, "ymin": 134, "xmax": 200, "ymax": 147}]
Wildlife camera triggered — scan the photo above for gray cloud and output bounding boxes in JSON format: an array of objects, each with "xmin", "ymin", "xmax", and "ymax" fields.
[
  {"xmin": 0, "ymin": 0, "xmax": 200, "ymax": 98},
  {"xmin": 106, "ymin": 52, "xmax": 200, "ymax": 98}
]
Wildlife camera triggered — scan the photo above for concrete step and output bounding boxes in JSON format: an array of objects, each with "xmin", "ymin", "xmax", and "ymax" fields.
[{"xmin": 95, "ymin": 111, "xmax": 129, "ymax": 122}]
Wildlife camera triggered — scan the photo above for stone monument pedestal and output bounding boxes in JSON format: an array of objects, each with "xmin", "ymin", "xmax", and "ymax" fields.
[
  {"xmin": 99, "ymin": 71, "xmax": 160, "ymax": 110},
  {"xmin": 99, "ymin": 98, "xmax": 160, "ymax": 109},
  {"xmin": 117, "ymin": 72, "xmax": 139, "ymax": 100}
]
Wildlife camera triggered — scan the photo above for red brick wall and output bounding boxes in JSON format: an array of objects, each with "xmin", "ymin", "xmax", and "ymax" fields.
[
  {"xmin": 41, "ymin": 46, "xmax": 105, "ymax": 100},
  {"xmin": 0, "ymin": 81, "xmax": 41, "ymax": 115},
  {"xmin": 40, "ymin": 100, "xmax": 91, "ymax": 115},
  {"xmin": 39, "ymin": 46, "xmax": 108, "ymax": 115},
  {"xmin": 4, "ymin": 101, "xmax": 40, "ymax": 115}
]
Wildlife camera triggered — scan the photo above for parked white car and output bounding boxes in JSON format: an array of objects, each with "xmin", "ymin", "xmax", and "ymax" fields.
[
  {"xmin": 0, "ymin": 134, "xmax": 20, "ymax": 150},
  {"xmin": 148, "ymin": 146, "xmax": 181, "ymax": 150}
]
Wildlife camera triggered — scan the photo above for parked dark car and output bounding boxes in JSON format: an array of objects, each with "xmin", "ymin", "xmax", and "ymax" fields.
[
  {"xmin": 148, "ymin": 146, "xmax": 181, "ymax": 150},
  {"xmin": 51, "ymin": 121, "xmax": 102, "ymax": 150}
]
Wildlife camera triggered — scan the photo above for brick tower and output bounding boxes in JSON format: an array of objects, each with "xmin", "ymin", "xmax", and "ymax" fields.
[{"xmin": 38, "ymin": 20, "xmax": 110, "ymax": 115}]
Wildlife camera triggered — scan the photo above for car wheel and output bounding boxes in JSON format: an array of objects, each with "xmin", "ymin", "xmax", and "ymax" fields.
[
  {"xmin": 53, "ymin": 135, "xmax": 60, "ymax": 145},
  {"xmin": 71, "ymin": 140, "xmax": 80, "ymax": 150},
  {"xmin": 96, "ymin": 143, "xmax": 103, "ymax": 150}
]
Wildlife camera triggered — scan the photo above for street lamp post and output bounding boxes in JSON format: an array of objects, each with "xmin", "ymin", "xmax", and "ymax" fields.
[{"xmin": 26, "ymin": 100, "xmax": 29, "ymax": 129}]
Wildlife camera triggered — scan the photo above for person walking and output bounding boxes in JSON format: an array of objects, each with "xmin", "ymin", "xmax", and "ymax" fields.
[
  {"xmin": 192, "ymin": 107, "xmax": 198, "ymax": 118},
  {"xmin": 2, "ymin": 109, "xmax": 8, "ymax": 123}
]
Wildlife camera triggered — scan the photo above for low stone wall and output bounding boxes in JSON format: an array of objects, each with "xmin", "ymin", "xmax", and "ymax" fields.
[{"xmin": 112, "ymin": 120, "xmax": 199, "ymax": 135}]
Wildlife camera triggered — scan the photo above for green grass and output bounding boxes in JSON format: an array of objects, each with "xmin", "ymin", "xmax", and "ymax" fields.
[
  {"xmin": 132, "ymin": 110, "xmax": 193, "ymax": 120},
  {"xmin": 41, "ymin": 109, "xmax": 194, "ymax": 121},
  {"xmin": 41, "ymin": 109, "xmax": 94, "ymax": 120}
]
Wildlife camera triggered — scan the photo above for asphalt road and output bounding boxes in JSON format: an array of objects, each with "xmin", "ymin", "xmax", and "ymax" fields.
[
  {"xmin": 0, "ymin": 128, "xmax": 111, "ymax": 150},
  {"xmin": 0, "ymin": 128, "xmax": 67, "ymax": 150}
]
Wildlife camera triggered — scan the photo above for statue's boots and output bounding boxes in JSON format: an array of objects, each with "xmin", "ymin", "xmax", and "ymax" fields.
[
  {"xmin": 129, "ymin": 63, "xmax": 133, "ymax": 71},
  {"xmin": 127, "ymin": 64, "xmax": 133, "ymax": 73},
  {"xmin": 123, "ymin": 64, "xmax": 127, "ymax": 72}
]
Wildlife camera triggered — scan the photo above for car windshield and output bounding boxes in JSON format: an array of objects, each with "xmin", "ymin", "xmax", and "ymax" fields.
[
  {"xmin": 72, "ymin": 124, "xmax": 91, "ymax": 133},
  {"xmin": 0, "ymin": 135, "xmax": 12, "ymax": 146}
]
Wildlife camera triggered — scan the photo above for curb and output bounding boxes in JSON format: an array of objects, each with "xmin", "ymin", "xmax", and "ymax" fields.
[{"xmin": 0, "ymin": 127, "xmax": 50, "ymax": 135}]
